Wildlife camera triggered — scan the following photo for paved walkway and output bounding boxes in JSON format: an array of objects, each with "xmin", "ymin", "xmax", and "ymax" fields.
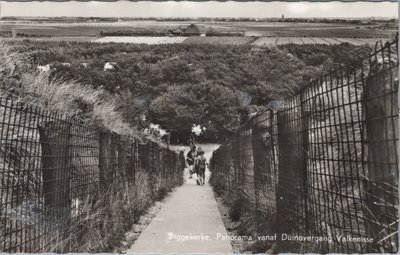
[{"xmin": 126, "ymin": 174, "xmax": 232, "ymax": 254}]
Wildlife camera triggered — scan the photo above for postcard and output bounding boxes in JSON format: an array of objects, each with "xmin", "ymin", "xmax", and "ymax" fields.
[{"xmin": 0, "ymin": 1, "xmax": 398, "ymax": 254}]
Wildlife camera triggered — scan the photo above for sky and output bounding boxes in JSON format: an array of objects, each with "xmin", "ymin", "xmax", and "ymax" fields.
[{"xmin": 0, "ymin": 1, "xmax": 397, "ymax": 18}]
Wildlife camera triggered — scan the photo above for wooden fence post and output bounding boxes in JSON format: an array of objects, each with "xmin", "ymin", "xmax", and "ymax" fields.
[
  {"xmin": 240, "ymin": 126, "xmax": 256, "ymax": 221},
  {"xmin": 111, "ymin": 134, "xmax": 118, "ymax": 180},
  {"xmin": 130, "ymin": 140, "xmax": 137, "ymax": 184},
  {"xmin": 148, "ymin": 142, "xmax": 154, "ymax": 173},
  {"xmin": 300, "ymin": 92, "xmax": 310, "ymax": 233},
  {"xmin": 39, "ymin": 121, "xmax": 72, "ymax": 219},
  {"xmin": 138, "ymin": 141, "xmax": 149, "ymax": 171},
  {"xmin": 251, "ymin": 111, "xmax": 276, "ymax": 236},
  {"xmin": 227, "ymin": 142, "xmax": 232, "ymax": 194},
  {"xmin": 159, "ymin": 148, "xmax": 164, "ymax": 186},
  {"xmin": 118, "ymin": 136, "xmax": 130, "ymax": 179},
  {"xmin": 363, "ymin": 50, "xmax": 399, "ymax": 251},
  {"xmin": 232, "ymin": 136, "xmax": 241, "ymax": 200},
  {"xmin": 179, "ymin": 150, "xmax": 185, "ymax": 185},
  {"xmin": 276, "ymin": 95, "xmax": 309, "ymax": 250},
  {"xmin": 99, "ymin": 132, "xmax": 113, "ymax": 189}
]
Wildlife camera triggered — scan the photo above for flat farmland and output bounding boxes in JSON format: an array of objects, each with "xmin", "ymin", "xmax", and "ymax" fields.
[
  {"xmin": 0, "ymin": 36, "xmax": 95, "ymax": 42},
  {"xmin": 0, "ymin": 19, "xmax": 395, "ymax": 46},
  {"xmin": 252, "ymin": 36, "xmax": 386, "ymax": 46},
  {"xmin": 182, "ymin": 36, "xmax": 254, "ymax": 45},
  {"xmin": 94, "ymin": 36, "xmax": 187, "ymax": 44},
  {"xmin": 0, "ymin": 23, "xmax": 146, "ymax": 37},
  {"xmin": 1, "ymin": 19, "xmax": 396, "ymax": 37},
  {"xmin": 96, "ymin": 36, "xmax": 386, "ymax": 46},
  {"xmin": 1, "ymin": 35, "xmax": 388, "ymax": 46}
]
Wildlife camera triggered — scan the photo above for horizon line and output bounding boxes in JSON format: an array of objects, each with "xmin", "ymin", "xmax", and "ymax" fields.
[
  {"xmin": 1, "ymin": 15, "xmax": 398, "ymax": 19},
  {"xmin": 0, "ymin": 0, "xmax": 398, "ymax": 2}
]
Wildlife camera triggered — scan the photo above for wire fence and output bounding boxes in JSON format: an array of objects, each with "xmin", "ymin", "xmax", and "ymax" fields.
[
  {"xmin": 0, "ymin": 98, "xmax": 185, "ymax": 252},
  {"xmin": 210, "ymin": 39, "xmax": 399, "ymax": 253}
]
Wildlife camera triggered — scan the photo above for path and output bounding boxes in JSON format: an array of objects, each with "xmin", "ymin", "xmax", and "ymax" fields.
[{"xmin": 126, "ymin": 144, "xmax": 232, "ymax": 254}]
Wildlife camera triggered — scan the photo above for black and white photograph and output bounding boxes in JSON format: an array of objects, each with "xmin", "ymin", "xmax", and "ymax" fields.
[{"xmin": 0, "ymin": 0, "xmax": 398, "ymax": 254}]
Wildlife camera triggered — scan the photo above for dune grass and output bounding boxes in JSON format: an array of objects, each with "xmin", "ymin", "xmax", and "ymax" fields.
[
  {"xmin": 0, "ymin": 42, "xmax": 183, "ymax": 252},
  {"xmin": 38, "ymin": 168, "xmax": 176, "ymax": 253}
]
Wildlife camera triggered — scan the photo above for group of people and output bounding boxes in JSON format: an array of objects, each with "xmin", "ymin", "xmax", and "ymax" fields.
[{"xmin": 185, "ymin": 145, "xmax": 207, "ymax": 186}]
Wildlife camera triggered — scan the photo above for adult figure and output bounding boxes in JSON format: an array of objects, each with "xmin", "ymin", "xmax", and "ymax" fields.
[
  {"xmin": 195, "ymin": 148, "xmax": 207, "ymax": 186},
  {"xmin": 186, "ymin": 145, "xmax": 196, "ymax": 179}
]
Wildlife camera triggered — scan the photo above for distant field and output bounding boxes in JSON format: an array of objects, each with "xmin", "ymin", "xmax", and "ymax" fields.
[
  {"xmin": 0, "ymin": 20, "xmax": 396, "ymax": 38},
  {"xmin": 0, "ymin": 19, "xmax": 395, "ymax": 47},
  {"xmin": 93, "ymin": 36, "xmax": 388, "ymax": 46},
  {"xmin": 182, "ymin": 36, "xmax": 254, "ymax": 45},
  {"xmin": 252, "ymin": 37, "xmax": 388, "ymax": 46},
  {"xmin": 1, "ymin": 36, "xmax": 95, "ymax": 42},
  {"xmin": 94, "ymin": 36, "xmax": 187, "ymax": 44},
  {"xmin": 1, "ymin": 36, "xmax": 389, "ymax": 46}
]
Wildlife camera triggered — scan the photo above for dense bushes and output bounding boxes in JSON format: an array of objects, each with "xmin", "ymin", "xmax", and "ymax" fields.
[{"xmin": 5, "ymin": 40, "xmax": 371, "ymax": 142}]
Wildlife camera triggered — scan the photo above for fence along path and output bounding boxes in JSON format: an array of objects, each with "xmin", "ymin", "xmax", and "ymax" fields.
[
  {"xmin": 210, "ymin": 39, "xmax": 399, "ymax": 253},
  {"xmin": 127, "ymin": 176, "xmax": 233, "ymax": 253},
  {"xmin": 0, "ymin": 98, "xmax": 185, "ymax": 252},
  {"xmin": 127, "ymin": 144, "xmax": 232, "ymax": 253}
]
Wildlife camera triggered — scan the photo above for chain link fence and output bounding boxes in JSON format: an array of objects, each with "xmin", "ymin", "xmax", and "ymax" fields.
[
  {"xmin": 0, "ymin": 98, "xmax": 185, "ymax": 252},
  {"xmin": 210, "ymin": 39, "xmax": 398, "ymax": 253}
]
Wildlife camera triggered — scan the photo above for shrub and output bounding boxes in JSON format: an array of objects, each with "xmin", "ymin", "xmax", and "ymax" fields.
[
  {"xmin": 229, "ymin": 197, "xmax": 244, "ymax": 222},
  {"xmin": 209, "ymin": 172, "xmax": 226, "ymax": 196},
  {"xmin": 41, "ymin": 167, "xmax": 176, "ymax": 253}
]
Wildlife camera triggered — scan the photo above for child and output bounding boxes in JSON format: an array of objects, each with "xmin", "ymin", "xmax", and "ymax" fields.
[{"xmin": 195, "ymin": 149, "xmax": 207, "ymax": 186}]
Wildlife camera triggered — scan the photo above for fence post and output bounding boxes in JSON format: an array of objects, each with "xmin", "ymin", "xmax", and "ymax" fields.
[
  {"xmin": 362, "ymin": 48, "xmax": 398, "ymax": 251},
  {"xmin": 135, "ymin": 139, "xmax": 140, "ymax": 174},
  {"xmin": 138, "ymin": 141, "xmax": 149, "ymax": 171},
  {"xmin": 118, "ymin": 136, "xmax": 130, "ymax": 179},
  {"xmin": 232, "ymin": 136, "xmax": 241, "ymax": 199},
  {"xmin": 99, "ymin": 132, "xmax": 113, "ymax": 189},
  {"xmin": 130, "ymin": 140, "xmax": 137, "ymax": 184},
  {"xmin": 148, "ymin": 142, "xmax": 154, "ymax": 173},
  {"xmin": 240, "ymin": 126, "xmax": 256, "ymax": 223},
  {"xmin": 300, "ymin": 92, "xmax": 310, "ymax": 233},
  {"xmin": 251, "ymin": 111, "xmax": 276, "ymax": 236},
  {"xmin": 276, "ymin": 95, "xmax": 309, "ymax": 251},
  {"xmin": 227, "ymin": 142, "xmax": 232, "ymax": 194},
  {"xmin": 179, "ymin": 150, "xmax": 185, "ymax": 185},
  {"xmin": 39, "ymin": 121, "xmax": 72, "ymax": 219},
  {"xmin": 111, "ymin": 134, "xmax": 119, "ymax": 180},
  {"xmin": 159, "ymin": 148, "xmax": 164, "ymax": 186}
]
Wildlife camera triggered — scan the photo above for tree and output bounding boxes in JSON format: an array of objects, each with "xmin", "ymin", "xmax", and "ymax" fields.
[{"xmin": 149, "ymin": 82, "xmax": 242, "ymax": 142}]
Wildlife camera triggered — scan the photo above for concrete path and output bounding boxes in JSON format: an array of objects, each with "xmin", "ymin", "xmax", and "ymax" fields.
[{"xmin": 126, "ymin": 168, "xmax": 232, "ymax": 254}]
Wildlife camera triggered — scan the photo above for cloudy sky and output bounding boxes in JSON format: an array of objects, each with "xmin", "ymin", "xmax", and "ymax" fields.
[{"xmin": 0, "ymin": 1, "xmax": 397, "ymax": 18}]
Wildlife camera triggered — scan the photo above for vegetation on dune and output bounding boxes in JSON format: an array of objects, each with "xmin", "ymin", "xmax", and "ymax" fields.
[
  {"xmin": 0, "ymin": 43, "xmax": 138, "ymax": 137},
  {"xmin": 39, "ymin": 168, "xmax": 177, "ymax": 253},
  {"xmin": 278, "ymin": 43, "xmax": 372, "ymax": 68},
  {"xmin": 0, "ymin": 43, "xmax": 185, "ymax": 252},
  {"xmin": 3, "ymin": 41, "xmax": 371, "ymax": 142}
]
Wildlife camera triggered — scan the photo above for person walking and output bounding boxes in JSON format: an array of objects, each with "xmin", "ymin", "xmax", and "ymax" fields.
[
  {"xmin": 186, "ymin": 145, "xmax": 196, "ymax": 179},
  {"xmin": 195, "ymin": 148, "xmax": 207, "ymax": 186}
]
